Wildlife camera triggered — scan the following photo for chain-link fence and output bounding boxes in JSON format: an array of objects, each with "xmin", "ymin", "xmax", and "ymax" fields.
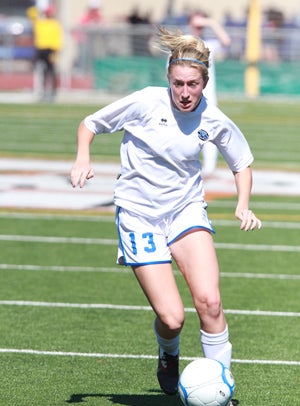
[{"xmin": 1, "ymin": 23, "xmax": 300, "ymax": 95}]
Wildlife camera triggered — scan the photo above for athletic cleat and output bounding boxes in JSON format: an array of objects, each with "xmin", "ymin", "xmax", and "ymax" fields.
[
  {"xmin": 227, "ymin": 400, "xmax": 239, "ymax": 406},
  {"xmin": 157, "ymin": 350, "xmax": 179, "ymax": 395}
]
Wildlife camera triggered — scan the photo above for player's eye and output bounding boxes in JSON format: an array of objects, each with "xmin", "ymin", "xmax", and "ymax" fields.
[
  {"xmin": 189, "ymin": 81, "xmax": 201, "ymax": 88},
  {"xmin": 173, "ymin": 81, "xmax": 183, "ymax": 87}
]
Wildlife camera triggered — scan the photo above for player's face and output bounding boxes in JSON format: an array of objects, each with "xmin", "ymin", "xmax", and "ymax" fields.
[{"xmin": 168, "ymin": 65, "xmax": 208, "ymax": 112}]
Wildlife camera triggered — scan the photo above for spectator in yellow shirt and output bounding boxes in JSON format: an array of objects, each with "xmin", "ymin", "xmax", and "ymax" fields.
[{"xmin": 29, "ymin": 4, "xmax": 63, "ymax": 101}]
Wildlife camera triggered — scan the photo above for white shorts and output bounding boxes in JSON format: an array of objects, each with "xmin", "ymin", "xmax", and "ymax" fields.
[{"xmin": 116, "ymin": 202, "xmax": 215, "ymax": 266}]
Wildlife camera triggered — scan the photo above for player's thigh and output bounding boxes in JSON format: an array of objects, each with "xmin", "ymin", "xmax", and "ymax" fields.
[
  {"xmin": 133, "ymin": 263, "xmax": 184, "ymax": 328},
  {"xmin": 170, "ymin": 230, "xmax": 220, "ymax": 298},
  {"xmin": 116, "ymin": 207, "xmax": 171, "ymax": 266}
]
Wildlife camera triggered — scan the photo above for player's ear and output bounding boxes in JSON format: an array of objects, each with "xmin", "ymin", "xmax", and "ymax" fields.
[{"xmin": 203, "ymin": 77, "xmax": 209, "ymax": 89}]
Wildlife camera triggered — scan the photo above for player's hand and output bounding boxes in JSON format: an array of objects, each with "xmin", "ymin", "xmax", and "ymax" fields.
[
  {"xmin": 235, "ymin": 208, "xmax": 262, "ymax": 231},
  {"xmin": 70, "ymin": 162, "xmax": 94, "ymax": 188}
]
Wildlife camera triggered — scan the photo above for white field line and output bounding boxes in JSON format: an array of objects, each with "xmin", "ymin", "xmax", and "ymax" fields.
[
  {"xmin": 0, "ymin": 301, "xmax": 299, "ymax": 317},
  {"xmin": 1, "ymin": 263, "xmax": 300, "ymax": 281},
  {"xmin": 0, "ymin": 212, "xmax": 115, "ymax": 222},
  {"xmin": 1, "ymin": 234, "xmax": 300, "ymax": 252},
  {"xmin": 215, "ymin": 243, "xmax": 300, "ymax": 252},
  {"xmin": 0, "ymin": 348, "xmax": 298, "ymax": 366},
  {"xmin": 0, "ymin": 211, "xmax": 300, "ymax": 229},
  {"xmin": 0, "ymin": 234, "xmax": 116, "ymax": 245},
  {"xmin": 1, "ymin": 199, "xmax": 300, "ymax": 214},
  {"xmin": 0, "ymin": 264, "xmax": 131, "ymax": 273},
  {"xmin": 213, "ymin": 219, "xmax": 300, "ymax": 229},
  {"xmin": 209, "ymin": 201, "xmax": 300, "ymax": 211}
]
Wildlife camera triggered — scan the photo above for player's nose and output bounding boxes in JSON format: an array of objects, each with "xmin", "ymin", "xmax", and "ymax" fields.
[{"xmin": 181, "ymin": 85, "xmax": 190, "ymax": 98}]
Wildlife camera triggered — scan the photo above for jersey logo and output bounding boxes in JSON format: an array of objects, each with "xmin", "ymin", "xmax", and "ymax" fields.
[
  {"xmin": 198, "ymin": 129, "xmax": 209, "ymax": 141},
  {"xmin": 159, "ymin": 118, "xmax": 168, "ymax": 126}
]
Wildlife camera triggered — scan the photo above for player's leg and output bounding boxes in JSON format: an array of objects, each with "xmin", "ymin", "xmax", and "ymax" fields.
[
  {"xmin": 45, "ymin": 50, "xmax": 56, "ymax": 100},
  {"xmin": 116, "ymin": 207, "xmax": 183, "ymax": 394},
  {"xmin": 170, "ymin": 230, "xmax": 232, "ymax": 369},
  {"xmin": 33, "ymin": 50, "xmax": 46, "ymax": 99},
  {"xmin": 133, "ymin": 263, "xmax": 184, "ymax": 338},
  {"xmin": 40, "ymin": 50, "xmax": 49, "ymax": 97},
  {"xmin": 132, "ymin": 263, "xmax": 184, "ymax": 395}
]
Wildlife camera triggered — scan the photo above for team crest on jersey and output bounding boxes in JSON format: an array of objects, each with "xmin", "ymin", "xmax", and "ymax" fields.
[{"xmin": 198, "ymin": 129, "xmax": 209, "ymax": 141}]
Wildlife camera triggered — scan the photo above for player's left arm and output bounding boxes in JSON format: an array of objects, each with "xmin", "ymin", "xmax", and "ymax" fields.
[{"xmin": 233, "ymin": 166, "xmax": 262, "ymax": 231}]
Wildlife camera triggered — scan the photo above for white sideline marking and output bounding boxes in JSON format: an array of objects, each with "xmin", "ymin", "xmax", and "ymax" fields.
[
  {"xmin": 0, "ymin": 301, "xmax": 299, "ymax": 317},
  {"xmin": 0, "ymin": 212, "xmax": 114, "ymax": 222},
  {"xmin": 1, "ymin": 263, "xmax": 300, "ymax": 280},
  {"xmin": 1, "ymin": 211, "xmax": 300, "ymax": 228},
  {"xmin": 209, "ymin": 201, "xmax": 300, "ymax": 211},
  {"xmin": 231, "ymin": 358, "xmax": 300, "ymax": 366},
  {"xmin": 213, "ymin": 219, "xmax": 300, "ymax": 229},
  {"xmin": 220, "ymin": 272, "xmax": 300, "ymax": 280},
  {"xmin": 0, "ymin": 264, "xmax": 130, "ymax": 273},
  {"xmin": 215, "ymin": 242, "xmax": 300, "ymax": 252},
  {"xmin": 0, "ymin": 235, "xmax": 117, "ymax": 245},
  {"xmin": 0, "ymin": 348, "xmax": 299, "ymax": 366},
  {"xmin": 1, "ymin": 234, "xmax": 300, "ymax": 252}
]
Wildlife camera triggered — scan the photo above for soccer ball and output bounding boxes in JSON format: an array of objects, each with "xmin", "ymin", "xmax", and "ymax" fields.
[{"xmin": 178, "ymin": 358, "xmax": 235, "ymax": 406}]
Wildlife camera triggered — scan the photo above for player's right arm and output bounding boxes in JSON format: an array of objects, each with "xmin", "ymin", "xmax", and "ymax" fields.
[{"xmin": 70, "ymin": 120, "xmax": 95, "ymax": 188}]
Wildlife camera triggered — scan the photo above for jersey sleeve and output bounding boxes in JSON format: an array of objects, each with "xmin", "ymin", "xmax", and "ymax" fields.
[
  {"xmin": 84, "ymin": 89, "xmax": 146, "ymax": 135},
  {"xmin": 213, "ymin": 116, "xmax": 254, "ymax": 172}
]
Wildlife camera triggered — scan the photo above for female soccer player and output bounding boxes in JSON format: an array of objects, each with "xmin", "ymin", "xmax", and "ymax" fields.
[{"xmin": 70, "ymin": 27, "xmax": 262, "ymax": 400}]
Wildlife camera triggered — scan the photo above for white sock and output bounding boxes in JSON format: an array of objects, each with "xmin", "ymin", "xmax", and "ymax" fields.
[
  {"xmin": 200, "ymin": 325, "xmax": 232, "ymax": 369},
  {"xmin": 154, "ymin": 323, "xmax": 180, "ymax": 357}
]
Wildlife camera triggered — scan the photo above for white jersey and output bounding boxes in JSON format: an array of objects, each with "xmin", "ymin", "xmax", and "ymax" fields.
[{"xmin": 85, "ymin": 86, "xmax": 253, "ymax": 219}]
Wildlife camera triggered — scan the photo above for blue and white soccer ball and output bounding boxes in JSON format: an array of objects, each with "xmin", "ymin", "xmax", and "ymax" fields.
[{"xmin": 178, "ymin": 358, "xmax": 235, "ymax": 406}]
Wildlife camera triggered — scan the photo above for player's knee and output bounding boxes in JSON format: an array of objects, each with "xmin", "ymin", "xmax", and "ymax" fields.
[
  {"xmin": 194, "ymin": 293, "xmax": 222, "ymax": 321},
  {"xmin": 159, "ymin": 310, "xmax": 185, "ymax": 334},
  {"xmin": 206, "ymin": 299, "xmax": 222, "ymax": 320}
]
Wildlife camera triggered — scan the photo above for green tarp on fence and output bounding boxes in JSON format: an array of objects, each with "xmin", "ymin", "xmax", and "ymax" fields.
[{"xmin": 94, "ymin": 57, "xmax": 300, "ymax": 95}]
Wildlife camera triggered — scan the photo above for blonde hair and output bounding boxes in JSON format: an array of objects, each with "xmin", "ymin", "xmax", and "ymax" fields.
[{"xmin": 157, "ymin": 26, "xmax": 210, "ymax": 80}]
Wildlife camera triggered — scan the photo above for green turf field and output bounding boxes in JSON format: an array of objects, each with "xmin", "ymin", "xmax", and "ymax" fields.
[
  {"xmin": 0, "ymin": 100, "xmax": 300, "ymax": 171},
  {"xmin": 0, "ymin": 100, "xmax": 299, "ymax": 405}
]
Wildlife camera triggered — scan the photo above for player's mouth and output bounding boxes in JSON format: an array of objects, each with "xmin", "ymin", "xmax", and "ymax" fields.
[{"xmin": 180, "ymin": 100, "xmax": 193, "ymax": 110}]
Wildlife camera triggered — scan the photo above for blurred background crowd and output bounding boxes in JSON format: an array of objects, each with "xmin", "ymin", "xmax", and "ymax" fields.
[{"xmin": 1, "ymin": 0, "xmax": 300, "ymax": 99}]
